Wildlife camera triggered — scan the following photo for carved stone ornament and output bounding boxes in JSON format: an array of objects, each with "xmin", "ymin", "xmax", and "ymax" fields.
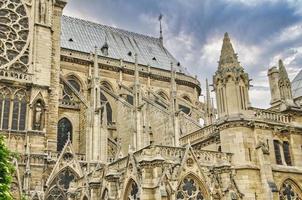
[{"xmin": 0, "ymin": 0, "xmax": 30, "ymax": 72}]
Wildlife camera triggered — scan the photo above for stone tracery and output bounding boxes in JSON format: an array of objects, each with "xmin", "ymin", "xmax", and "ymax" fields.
[
  {"xmin": 176, "ymin": 176, "xmax": 206, "ymax": 200},
  {"xmin": 0, "ymin": 0, "xmax": 30, "ymax": 72}
]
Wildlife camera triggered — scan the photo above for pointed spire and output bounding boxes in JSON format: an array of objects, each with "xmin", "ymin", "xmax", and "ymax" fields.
[
  {"xmin": 159, "ymin": 14, "xmax": 163, "ymax": 45},
  {"xmin": 278, "ymin": 59, "xmax": 289, "ymax": 80},
  {"xmin": 219, "ymin": 32, "xmax": 240, "ymax": 69}
]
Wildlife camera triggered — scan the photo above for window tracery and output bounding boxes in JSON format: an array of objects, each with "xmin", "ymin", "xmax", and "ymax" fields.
[
  {"xmin": 279, "ymin": 179, "xmax": 302, "ymax": 200},
  {"xmin": 0, "ymin": 0, "xmax": 30, "ymax": 72},
  {"xmin": 0, "ymin": 87, "xmax": 11, "ymax": 129},
  {"xmin": 57, "ymin": 118, "xmax": 72, "ymax": 152},
  {"xmin": 46, "ymin": 168, "xmax": 77, "ymax": 200},
  {"xmin": 176, "ymin": 176, "xmax": 206, "ymax": 200},
  {"xmin": 11, "ymin": 90, "xmax": 27, "ymax": 130}
]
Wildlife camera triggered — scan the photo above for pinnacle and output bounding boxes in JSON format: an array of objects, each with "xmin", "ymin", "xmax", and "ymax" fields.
[
  {"xmin": 219, "ymin": 32, "xmax": 240, "ymax": 68},
  {"xmin": 278, "ymin": 59, "xmax": 289, "ymax": 80}
]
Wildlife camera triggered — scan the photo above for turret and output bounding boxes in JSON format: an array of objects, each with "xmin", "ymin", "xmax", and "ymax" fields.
[
  {"xmin": 268, "ymin": 66, "xmax": 281, "ymax": 106},
  {"xmin": 213, "ymin": 33, "xmax": 250, "ymax": 118}
]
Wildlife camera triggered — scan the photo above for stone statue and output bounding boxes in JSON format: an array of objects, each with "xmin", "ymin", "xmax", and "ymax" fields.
[
  {"xmin": 33, "ymin": 102, "xmax": 43, "ymax": 130},
  {"xmin": 256, "ymin": 140, "xmax": 270, "ymax": 155},
  {"xmin": 39, "ymin": 0, "xmax": 47, "ymax": 24}
]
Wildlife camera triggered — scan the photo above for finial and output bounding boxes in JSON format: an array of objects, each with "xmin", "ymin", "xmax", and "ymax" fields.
[
  {"xmin": 159, "ymin": 14, "xmax": 163, "ymax": 45},
  {"xmin": 224, "ymin": 32, "xmax": 229, "ymax": 38}
]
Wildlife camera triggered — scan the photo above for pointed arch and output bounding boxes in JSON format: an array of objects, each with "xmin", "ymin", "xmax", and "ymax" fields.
[
  {"xmin": 100, "ymin": 91, "xmax": 113, "ymax": 125},
  {"xmin": 157, "ymin": 90, "xmax": 169, "ymax": 101},
  {"xmin": 101, "ymin": 188, "xmax": 109, "ymax": 200},
  {"xmin": 12, "ymin": 89, "xmax": 27, "ymax": 130},
  {"xmin": 65, "ymin": 73, "xmax": 86, "ymax": 91},
  {"xmin": 101, "ymin": 80, "xmax": 114, "ymax": 92},
  {"xmin": 57, "ymin": 118, "xmax": 73, "ymax": 152},
  {"xmin": 279, "ymin": 178, "xmax": 302, "ymax": 200},
  {"xmin": 123, "ymin": 179, "xmax": 140, "ymax": 200},
  {"xmin": 176, "ymin": 173, "xmax": 209, "ymax": 200},
  {"xmin": 45, "ymin": 167, "xmax": 79, "ymax": 200},
  {"xmin": 0, "ymin": 87, "xmax": 11, "ymax": 130}
]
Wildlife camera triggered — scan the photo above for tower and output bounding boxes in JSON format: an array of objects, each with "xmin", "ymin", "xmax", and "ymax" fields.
[{"xmin": 213, "ymin": 33, "xmax": 250, "ymax": 118}]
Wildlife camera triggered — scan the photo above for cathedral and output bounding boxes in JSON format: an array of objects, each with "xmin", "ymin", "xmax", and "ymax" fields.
[{"xmin": 1, "ymin": 0, "xmax": 302, "ymax": 199}]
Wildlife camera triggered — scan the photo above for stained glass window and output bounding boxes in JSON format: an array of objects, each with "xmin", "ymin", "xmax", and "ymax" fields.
[
  {"xmin": 176, "ymin": 177, "xmax": 205, "ymax": 200},
  {"xmin": 279, "ymin": 180, "xmax": 302, "ymax": 200},
  {"xmin": 57, "ymin": 118, "xmax": 72, "ymax": 152},
  {"xmin": 11, "ymin": 90, "xmax": 27, "ymax": 131},
  {"xmin": 46, "ymin": 168, "xmax": 77, "ymax": 200}
]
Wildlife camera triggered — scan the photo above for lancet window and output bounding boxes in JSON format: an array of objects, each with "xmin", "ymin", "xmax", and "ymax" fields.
[
  {"xmin": 100, "ymin": 92, "xmax": 113, "ymax": 125},
  {"xmin": 283, "ymin": 141, "xmax": 292, "ymax": 166},
  {"xmin": 57, "ymin": 118, "xmax": 72, "ymax": 152},
  {"xmin": 274, "ymin": 140, "xmax": 282, "ymax": 165},
  {"xmin": 11, "ymin": 90, "xmax": 27, "ymax": 131},
  {"xmin": 0, "ymin": 88, "xmax": 11, "ymax": 130}
]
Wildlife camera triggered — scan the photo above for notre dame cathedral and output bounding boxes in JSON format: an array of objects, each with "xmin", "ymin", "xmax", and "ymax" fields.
[{"xmin": 1, "ymin": 0, "xmax": 302, "ymax": 199}]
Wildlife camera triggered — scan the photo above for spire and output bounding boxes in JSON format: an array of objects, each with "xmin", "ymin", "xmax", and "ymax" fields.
[
  {"xmin": 219, "ymin": 32, "xmax": 240, "ymax": 69},
  {"xmin": 278, "ymin": 59, "xmax": 289, "ymax": 80},
  {"xmin": 159, "ymin": 14, "xmax": 163, "ymax": 45}
]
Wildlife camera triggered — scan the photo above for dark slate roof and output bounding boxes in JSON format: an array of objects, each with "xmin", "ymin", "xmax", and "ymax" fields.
[
  {"xmin": 61, "ymin": 16, "xmax": 189, "ymax": 74},
  {"xmin": 292, "ymin": 69, "xmax": 302, "ymax": 98}
]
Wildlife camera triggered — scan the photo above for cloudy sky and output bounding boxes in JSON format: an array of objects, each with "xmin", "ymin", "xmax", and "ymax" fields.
[{"xmin": 63, "ymin": 0, "xmax": 302, "ymax": 108}]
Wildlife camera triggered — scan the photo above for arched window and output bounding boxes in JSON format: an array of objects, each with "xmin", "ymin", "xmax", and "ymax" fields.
[
  {"xmin": 32, "ymin": 99, "xmax": 45, "ymax": 131},
  {"xmin": 67, "ymin": 75, "xmax": 81, "ymax": 92},
  {"xmin": 283, "ymin": 141, "xmax": 292, "ymax": 166},
  {"xmin": 46, "ymin": 168, "xmax": 77, "ymax": 200},
  {"xmin": 62, "ymin": 76, "xmax": 81, "ymax": 101},
  {"xmin": 0, "ymin": 88, "xmax": 11, "ymax": 130},
  {"xmin": 279, "ymin": 179, "xmax": 302, "ymax": 200},
  {"xmin": 101, "ymin": 92, "xmax": 112, "ymax": 125},
  {"xmin": 176, "ymin": 175, "xmax": 207, "ymax": 200},
  {"xmin": 57, "ymin": 118, "xmax": 72, "ymax": 152},
  {"xmin": 12, "ymin": 90, "xmax": 27, "ymax": 131},
  {"xmin": 124, "ymin": 180, "xmax": 139, "ymax": 200},
  {"xmin": 273, "ymin": 140, "xmax": 282, "ymax": 165}
]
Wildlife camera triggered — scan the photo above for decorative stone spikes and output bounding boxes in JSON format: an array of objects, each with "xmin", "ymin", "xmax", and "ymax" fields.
[
  {"xmin": 218, "ymin": 32, "xmax": 240, "ymax": 69},
  {"xmin": 278, "ymin": 59, "xmax": 290, "ymax": 81}
]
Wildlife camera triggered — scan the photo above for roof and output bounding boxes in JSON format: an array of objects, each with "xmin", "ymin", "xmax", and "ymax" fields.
[
  {"xmin": 292, "ymin": 69, "xmax": 302, "ymax": 98},
  {"xmin": 61, "ymin": 16, "xmax": 189, "ymax": 74}
]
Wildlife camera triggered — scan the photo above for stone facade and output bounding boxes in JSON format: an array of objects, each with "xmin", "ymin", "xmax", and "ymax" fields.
[{"xmin": 1, "ymin": 0, "xmax": 302, "ymax": 199}]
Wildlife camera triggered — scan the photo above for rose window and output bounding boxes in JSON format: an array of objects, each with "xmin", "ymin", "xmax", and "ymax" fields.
[
  {"xmin": 0, "ymin": 0, "xmax": 30, "ymax": 72},
  {"xmin": 176, "ymin": 177, "xmax": 205, "ymax": 200}
]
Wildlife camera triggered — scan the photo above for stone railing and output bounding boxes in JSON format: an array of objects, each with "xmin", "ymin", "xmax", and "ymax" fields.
[
  {"xmin": 254, "ymin": 109, "xmax": 292, "ymax": 123},
  {"xmin": 59, "ymin": 99, "xmax": 80, "ymax": 109},
  {"xmin": 0, "ymin": 69, "xmax": 32, "ymax": 82},
  {"xmin": 110, "ymin": 145, "xmax": 231, "ymax": 169},
  {"xmin": 179, "ymin": 125, "xmax": 216, "ymax": 146},
  {"xmin": 47, "ymin": 151, "xmax": 86, "ymax": 161},
  {"xmin": 194, "ymin": 149, "xmax": 232, "ymax": 166}
]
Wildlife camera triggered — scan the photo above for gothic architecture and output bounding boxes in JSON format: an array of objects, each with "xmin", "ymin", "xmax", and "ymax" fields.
[{"xmin": 1, "ymin": 0, "xmax": 302, "ymax": 199}]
